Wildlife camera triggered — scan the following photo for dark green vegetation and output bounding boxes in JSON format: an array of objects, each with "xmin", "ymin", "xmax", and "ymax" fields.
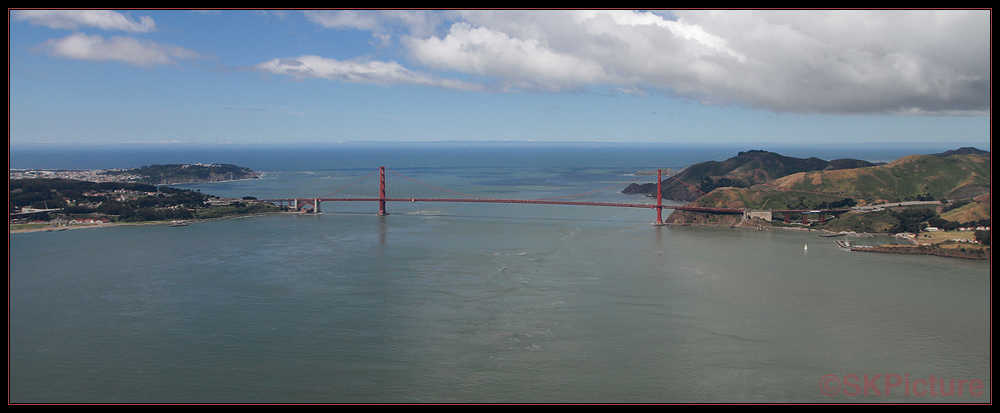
[
  {"xmin": 101, "ymin": 163, "xmax": 259, "ymax": 185},
  {"xmin": 194, "ymin": 202, "xmax": 284, "ymax": 220},
  {"xmin": 975, "ymin": 230, "xmax": 990, "ymax": 246},
  {"xmin": 812, "ymin": 205, "xmax": 989, "ymax": 234},
  {"xmin": 9, "ymin": 178, "xmax": 282, "ymax": 224},
  {"xmin": 623, "ymin": 150, "xmax": 875, "ymax": 202}
]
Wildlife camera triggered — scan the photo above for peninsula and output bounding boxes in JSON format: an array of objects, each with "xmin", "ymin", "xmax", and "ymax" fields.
[
  {"xmin": 9, "ymin": 164, "xmax": 279, "ymax": 232},
  {"xmin": 10, "ymin": 163, "xmax": 260, "ymax": 185},
  {"xmin": 629, "ymin": 148, "xmax": 991, "ymax": 259}
]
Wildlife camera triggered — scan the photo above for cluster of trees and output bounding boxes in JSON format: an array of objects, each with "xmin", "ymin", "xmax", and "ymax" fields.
[
  {"xmin": 974, "ymin": 230, "xmax": 990, "ymax": 246},
  {"xmin": 815, "ymin": 198, "xmax": 857, "ymax": 210},
  {"xmin": 890, "ymin": 208, "xmax": 990, "ymax": 235},
  {"xmin": 889, "ymin": 208, "xmax": 939, "ymax": 234},
  {"xmin": 816, "ymin": 204, "xmax": 990, "ymax": 236},
  {"xmin": 940, "ymin": 199, "xmax": 973, "ymax": 213},
  {"xmin": 111, "ymin": 206, "xmax": 195, "ymax": 222},
  {"xmin": 194, "ymin": 202, "xmax": 282, "ymax": 220},
  {"xmin": 784, "ymin": 196, "xmax": 857, "ymax": 211},
  {"xmin": 696, "ymin": 176, "xmax": 748, "ymax": 194}
]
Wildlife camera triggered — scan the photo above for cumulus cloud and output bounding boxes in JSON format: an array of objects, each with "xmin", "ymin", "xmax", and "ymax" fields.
[
  {"xmin": 43, "ymin": 33, "xmax": 200, "ymax": 67},
  {"xmin": 405, "ymin": 22, "xmax": 613, "ymax": 92},
  {"xmin": 254, "ymin": 55, "xmax": 485, "ymax": 91},
  {"xmin": 404, "ymin": 10, "xmax": 755, "ymax": 94},
  {"xmin": 291, "ymin": 9, "xmax": 987, "ymax": 115},
  {"xmin": 666, "ymin": 9, "xmax": 990, "ymax": 114},
  {"xmin": 13, "ymin": 10, "xmax": 156, "ymax": 33}
]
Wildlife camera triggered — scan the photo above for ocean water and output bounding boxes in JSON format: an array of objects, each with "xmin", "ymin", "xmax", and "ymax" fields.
[{"xmin": 8, "ymin": 144, "xmax": 991, "ymax": 403}]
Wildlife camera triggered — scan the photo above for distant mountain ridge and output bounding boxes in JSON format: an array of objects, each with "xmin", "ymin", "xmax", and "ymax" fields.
[
  {"xmin": 623, "ymin": 150, "xmax": 876, "ymax": 202},
  {"xmin": 933, "ymin": 147, "xmax": 990, "ymax": 157}
]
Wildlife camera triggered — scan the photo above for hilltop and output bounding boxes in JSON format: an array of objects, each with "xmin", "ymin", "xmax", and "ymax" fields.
[
  {"xmin": 933, "ymin": 147, "xmax": 990, "ymax": 157},
  {"xmin": 623, "ymin": 150, "xmax": 875, "ymax": 202}
]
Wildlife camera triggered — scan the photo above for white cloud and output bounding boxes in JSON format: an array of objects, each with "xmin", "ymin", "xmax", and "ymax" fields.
[
  {"xmin": 402, "ymin": 10, "xmax": 756, "ymax": 94},
  {"xmin": 303, "ymin": 10, "xmax": 382, "ymax": 31},
  {"xmin": 405, "ymin": 22, "xmax": 612, "ymax": 92},
  {"xmin": 43, "ymin": 33, "xmax": 200, "ymax": 67},
  {"xmin": 664, "ymin": 9, "xmax": 990, "ymax": 114},
  {"xmin": 13, "ymin": 10, "xmax": 156, "ymax": 33},
  {"xmin": 302, "ymin": 10, "xmax": 444, "ymax": 38},
  {"xmin": 254, "ymin": 55, "xmax": 485, "ymax": 92},
  {"xmin": 260, "ymin": 10, "xmax": 989, "ymax": 115}
]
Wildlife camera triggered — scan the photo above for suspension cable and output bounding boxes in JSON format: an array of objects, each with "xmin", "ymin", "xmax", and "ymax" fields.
[{"xmin": 317, "ymin": 169, "xmax": 377, "ymax": 198}]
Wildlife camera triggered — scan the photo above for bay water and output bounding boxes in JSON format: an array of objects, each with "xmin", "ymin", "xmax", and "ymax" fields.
[{"xmin": 9, "ymin": 144, "xmax": 991, "ymax": 403}]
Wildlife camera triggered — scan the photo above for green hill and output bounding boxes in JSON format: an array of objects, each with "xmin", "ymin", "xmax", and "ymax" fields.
[
  {"xmin": 684, "ymin": 186, "xmax": 854, "ymax": 210},
  {"xmin": 769, "ymin": 153, "xmax": 990, "ymax": 202},
  {"xmin": 623, "ymin": 150, "xmax": 875, "ymax": 202}
]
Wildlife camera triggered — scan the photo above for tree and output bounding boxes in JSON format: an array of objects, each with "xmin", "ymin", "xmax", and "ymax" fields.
[{"xmin": 974, "ymin": 230, "xmax": 990, "ymax": 246}]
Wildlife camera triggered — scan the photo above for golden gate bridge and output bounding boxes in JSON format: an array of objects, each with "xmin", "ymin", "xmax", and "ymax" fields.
[{"xmin": 261, "ymin": 167, "xmax": 850, "ymax": 225}]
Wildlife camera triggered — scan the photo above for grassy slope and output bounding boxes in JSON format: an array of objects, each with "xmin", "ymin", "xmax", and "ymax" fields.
[
  {"xmin": 689, "ymin": 186, "xmax": 845, "ymax": 210},
  {"xmin": 657, "ymin": 151, "xmax": 871, "ymax": 201},
  {"xmin": 940, "ymin": 193, "xmax": 992, "ymax": 223},
  {"xmin": 768, "ymin": 154, "xmax": 990, "ymax": 202},
  {"xmin": 667, "ymin": 153, "xmax": 991, "ymax": 231}
]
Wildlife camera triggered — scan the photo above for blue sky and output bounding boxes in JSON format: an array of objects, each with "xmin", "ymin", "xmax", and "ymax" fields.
[{"xmin": 8, "ymin": 10, "xmax": 991, "ymax": 147}]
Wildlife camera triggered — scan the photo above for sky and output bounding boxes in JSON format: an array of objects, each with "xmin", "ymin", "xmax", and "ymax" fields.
[{"xmin": 8, "ymin": 9, "xmax": 992, "ymax": 148}]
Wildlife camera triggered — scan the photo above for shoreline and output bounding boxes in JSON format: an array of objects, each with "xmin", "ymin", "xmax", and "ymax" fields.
[
  {"xmin": 9, "ymin": 211, "xmax": 292, "ymax": 235},
  {"xmin": 144, "ymin": 174, "xmax": 265, "ymax": 186},
  {"xmin": 663, "ymin": 222, "xmax": 989, "ymax": 260},
  {"xmin": 14, "ymin": 211, "xmax": 989, "ymax": 261},
  {"xmin": 851, "ymin": 244, "xmax": 990, "ymax": 260},
  {"xmin": 665, "ymin": 221, "xmax": 887, "ymax": 236}
]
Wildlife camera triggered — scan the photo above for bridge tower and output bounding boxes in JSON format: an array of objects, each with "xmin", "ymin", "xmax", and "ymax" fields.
[
  {"xmin": 654, "ymin": 169, "xmax": 664, "ymax": 226},
  {"xmin": 377, "ymin": 166, "xmax": 388, "ymax": 216}
]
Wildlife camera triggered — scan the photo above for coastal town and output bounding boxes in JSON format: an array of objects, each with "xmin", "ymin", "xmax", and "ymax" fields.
[
  {"xmin": 9, "ymin": 164, "xmax": 281, "ymax": 232},
  {"xmin": 10, "ymin": 168, "xmax": 146, "ymax": 183}
]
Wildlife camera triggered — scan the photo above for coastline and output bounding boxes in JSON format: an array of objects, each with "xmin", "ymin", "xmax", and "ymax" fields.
[
  {"xmin": 9, "ymin": 211, "xmax": 292, "ymax": 235},
  {"xmin": 851, "ymin": 244, "xmax": 990, "ymax": 260},
  {"xmin": 663, "ymin": 221, "xmax": 990, "ymax": 260}
]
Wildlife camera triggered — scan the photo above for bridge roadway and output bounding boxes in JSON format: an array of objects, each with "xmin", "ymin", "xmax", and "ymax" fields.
[
  {"xmin": 260, "ymin": 167, "xmax": 851, "ymax": 224},
  {"xmin": 264, "ymin": 197, "xmax": 849, "ymax": 214},
  {"xmin": 261, "ymin": 196, "xmax": 746, "ymax": 213}
]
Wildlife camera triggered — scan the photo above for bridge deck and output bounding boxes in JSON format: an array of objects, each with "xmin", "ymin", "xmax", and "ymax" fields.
[
  {"xmin": 261, "ymin": 197, "xmax": 753, "ymax": 213},
  {"xmin": 259, "ymin": 167, "xmax": 852, "ymax": 220}
]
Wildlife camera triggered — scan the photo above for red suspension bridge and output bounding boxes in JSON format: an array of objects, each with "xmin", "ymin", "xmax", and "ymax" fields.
[{"xmin": 261, "ymin": 167, "xmax": 850, "ymax": 225}]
